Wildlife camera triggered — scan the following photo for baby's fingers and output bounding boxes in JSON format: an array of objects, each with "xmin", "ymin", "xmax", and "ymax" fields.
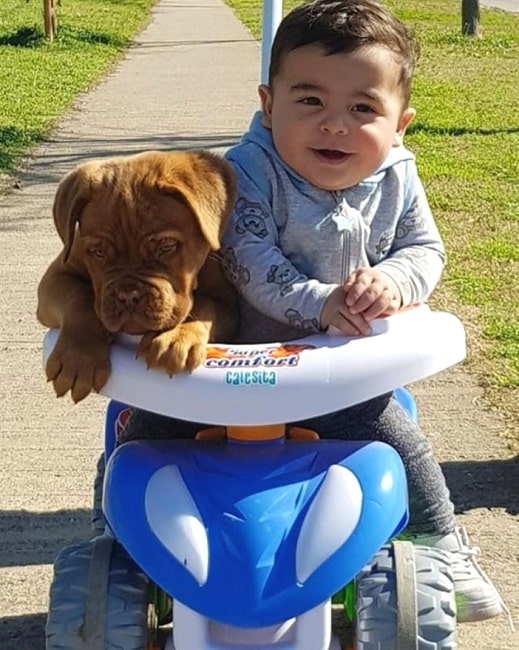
[
  {"xmin": 345, "ymin": 282, "xmax": 369, "ymax": 308},
  {"xmin": 329, "ymin": 309, "xmax": 371, "ymax": 337},
  {"xmin": 363, "ymin": 294, "xmax": 400, "ymax": 320}
]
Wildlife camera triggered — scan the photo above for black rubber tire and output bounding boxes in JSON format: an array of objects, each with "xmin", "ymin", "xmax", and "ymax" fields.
[
  {"xmin": 46, "ymin": 540, "xmax": 150, "ymax": 650},
  {"xmin": 355, "ymin": 544, "xmax": 457, "ymax": 649},
  {"xmin": 92, "ymin": 452, "xmax": 106, "ymax": 536}
]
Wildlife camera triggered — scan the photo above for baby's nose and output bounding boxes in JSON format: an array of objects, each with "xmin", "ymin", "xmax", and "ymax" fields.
[{"xmin": 321, "ymin": 111, "xmax": 349, "ymax": 134}]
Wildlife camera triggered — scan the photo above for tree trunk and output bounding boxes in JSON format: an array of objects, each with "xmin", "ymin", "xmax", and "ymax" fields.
[
  {"xmin": 462, "ymin": 0, "xmax": 481, "ymax": 37},
  {"xmin": 43, "ymin": 0, "xmax": 58, "ymax": 41}
]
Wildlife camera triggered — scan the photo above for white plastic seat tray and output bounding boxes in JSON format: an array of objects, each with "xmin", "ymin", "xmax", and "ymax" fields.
[{"xmin": 42, "ymin": 305, "xmax": 466, "ymax": 426}]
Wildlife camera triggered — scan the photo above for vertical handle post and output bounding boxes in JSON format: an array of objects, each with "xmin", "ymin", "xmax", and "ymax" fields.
[{"xmin": 261, "ymin": 1, "xmax": 283, "ymax": 84}]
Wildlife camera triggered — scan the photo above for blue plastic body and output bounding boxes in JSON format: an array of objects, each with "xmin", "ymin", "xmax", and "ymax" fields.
[
  {"xmin": 102, "ymin": 387, "xmax": 416, "ymax": 627},
  {"xmin": 104, "ymin": 437, "xmax": 408, "ymax": 628}
]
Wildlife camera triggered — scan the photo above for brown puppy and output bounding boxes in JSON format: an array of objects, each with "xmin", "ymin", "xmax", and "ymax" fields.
[{"xmin": 37, "ymin": 150, "xmax": 237, "ymax": 402}]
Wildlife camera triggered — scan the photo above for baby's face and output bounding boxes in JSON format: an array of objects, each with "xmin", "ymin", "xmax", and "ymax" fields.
[{"xmin": 260, "ymin": 44, "xmax": 415, "ymax": 191}]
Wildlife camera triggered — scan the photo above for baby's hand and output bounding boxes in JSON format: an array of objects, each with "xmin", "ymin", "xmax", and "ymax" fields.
[
  {"xmin": 344, "ymin": 268, "xmax": 402, "ymax": 320},
  {"xmin": 320, "ymin": 286, "xmax": 371, "ymax": 336}
]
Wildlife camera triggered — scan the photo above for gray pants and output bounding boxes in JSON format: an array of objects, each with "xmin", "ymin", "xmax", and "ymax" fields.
[{"xmin": 121, "ymin": 392, "xmax": 455, "ymax": 536}]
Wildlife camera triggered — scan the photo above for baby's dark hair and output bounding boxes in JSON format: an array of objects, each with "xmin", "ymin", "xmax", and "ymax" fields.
[{"xmin": 268, "ymin": 0, "xmax": 420, "ymax": 106}]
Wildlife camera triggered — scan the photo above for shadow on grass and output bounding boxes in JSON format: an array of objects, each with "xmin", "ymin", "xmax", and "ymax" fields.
[
  {"xmin": 0, "ymin": 25, "xmax": 127, "ymax": 49},
  {"xmin": 0, "ymin": 26, "xmax": 45, "ymax": 48},
  {"xmin": 409, "ymin": 122, "xmax": 519, "ymax": 137},
  {"xmin": 57, "ymin": 25, "xmax": 128, "ymax": 48}
]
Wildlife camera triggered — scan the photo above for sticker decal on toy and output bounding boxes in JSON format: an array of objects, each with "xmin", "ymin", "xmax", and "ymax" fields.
[
  {"xmin": 204, "ymin": 344, "xmax": 315, "ymax": 369},
  {"xmin": 204, "ymin": 344, "xmax": 315, "ymax": 387}
]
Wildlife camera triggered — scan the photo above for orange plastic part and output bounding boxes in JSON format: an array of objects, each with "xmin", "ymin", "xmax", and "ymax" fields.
[
  {"xmin": 287, "ymin": 426, "xmax": 320, "ymax": 441},
  {"xmin": 195, "ymin": 427, "xmax": 227, "ymax": 441},
  {"xmin": 226, "ymin": 424, "xmax": 286, "ymax": 441},
  {"xmin": 196, "ymin": 425, "xmax": 321, "ymax": 442}
]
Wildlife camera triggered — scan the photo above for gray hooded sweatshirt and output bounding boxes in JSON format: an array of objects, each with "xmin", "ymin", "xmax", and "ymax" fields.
[{"xmin": 223, "ymin": 112, "xmax": 445, "ymax": 343}]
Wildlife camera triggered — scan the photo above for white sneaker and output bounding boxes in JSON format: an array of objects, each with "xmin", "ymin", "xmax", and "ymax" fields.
[{"xmin": 412, "ymin": 526, "xmax": 505, "ymax": 623}]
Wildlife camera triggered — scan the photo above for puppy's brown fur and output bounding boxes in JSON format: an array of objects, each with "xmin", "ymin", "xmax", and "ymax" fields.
[{"xmin": 37, "ymin": 150, "xmax": 237, "ymax": 402}]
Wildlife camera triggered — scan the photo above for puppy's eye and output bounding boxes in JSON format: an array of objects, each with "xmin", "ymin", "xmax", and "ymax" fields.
[
  {"xmin": 157, "ymin": 239, "xmax": 179, "ymax": 255},
  {"xmin": 88, "ymin": 248, "xmax": 106, "ymax": 260}
]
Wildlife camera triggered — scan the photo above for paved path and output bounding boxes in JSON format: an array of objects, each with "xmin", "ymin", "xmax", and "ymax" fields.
[
  {"xmin": 0, "ymin": 1, "xmax": 517, "ymax": 648},
  {"xmin": 482, "ymin": 0, "xmax": 519, "ymax": 13}
]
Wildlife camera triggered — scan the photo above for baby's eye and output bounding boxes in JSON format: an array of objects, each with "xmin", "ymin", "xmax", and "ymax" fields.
[
  {"xmin": 351, "ymin": 104, "xmax": 375, "ymax": 113},
  {"xmin": 299, "ymin": 96, "xmax": 322, "ymax": 106}
]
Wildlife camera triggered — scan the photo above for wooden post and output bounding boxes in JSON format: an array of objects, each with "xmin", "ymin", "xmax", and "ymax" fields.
[
  {"xmin": 462, "ymin": 0, "xmax": 481, "ymax": 37},
  {"xmin": 43, "ymin": 0, "xmax": 58, "ymax": 41}
]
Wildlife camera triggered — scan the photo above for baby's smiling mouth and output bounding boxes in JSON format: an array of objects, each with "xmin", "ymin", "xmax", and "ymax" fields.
[{"xmin": 313, "ymin": 148, "xmax": 349, "ymax": 162}]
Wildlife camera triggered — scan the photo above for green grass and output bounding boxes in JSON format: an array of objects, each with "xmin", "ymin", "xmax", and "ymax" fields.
[
  {"xmin": 224, "ymin": 0, "xmax": 519, "ymax": 445},
  {"xmin": 0, "ymin": 0, "xmax": 157, "ymax": 175}
]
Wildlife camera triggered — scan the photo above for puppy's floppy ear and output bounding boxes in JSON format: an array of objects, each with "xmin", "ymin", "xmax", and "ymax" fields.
[
  {"xmin": 53, "ymin": 165, "xmax": 91, "ymax": 262},
  {"xmin": 158, "ymin": 151, "xmax": 236, "ymax": 250}
]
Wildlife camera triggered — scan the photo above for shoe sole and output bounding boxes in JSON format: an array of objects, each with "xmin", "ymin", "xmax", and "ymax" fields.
[{"xmin": 456, "ymin": 595, "xmax": 503, "ymax": 623}]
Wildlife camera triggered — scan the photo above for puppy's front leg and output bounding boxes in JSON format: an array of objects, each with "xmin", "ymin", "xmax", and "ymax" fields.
[
  {"xmin": 137, "ymin": 293, "xmax": 238, "ymax": 376},
  {"xmin": 137, "ymin": 318, "xmax": 211, "ymax": 375},
  {"xmin": 37, "ymin": 257, "xmax": 112, "ymax": 402}
]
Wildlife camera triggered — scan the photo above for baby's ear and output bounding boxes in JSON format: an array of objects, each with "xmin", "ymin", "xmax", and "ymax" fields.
[
  {"xmin": 258, "ymin": 84, "xmax": 273, "ymax": 129},
  {"xmin": 393, "ymin": 108, "xmax": 416, "ymax": 146}
]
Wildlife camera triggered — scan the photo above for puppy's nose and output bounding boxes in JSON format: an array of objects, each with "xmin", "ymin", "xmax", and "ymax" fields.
[{"xmin": 117, "ymin": 287, "xmax": 141, "ymax": 307}]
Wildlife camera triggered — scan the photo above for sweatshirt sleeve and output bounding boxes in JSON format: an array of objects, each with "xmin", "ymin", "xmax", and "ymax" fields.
[
  {"xmin": 221, "ymin": 156, "xmax": 335, "ymax": 331},
  {"xmin": 376, "ymin": 165, "xmax": 446, "ymax": 305}
]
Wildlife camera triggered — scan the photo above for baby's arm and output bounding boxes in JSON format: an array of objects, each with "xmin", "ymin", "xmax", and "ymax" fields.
[
  {"xmin": 345, "ymin": 172, "xmax": 445, "ymax": 318},
  {"xmin": 374, "ymin": 175, "xmax": 445, "ymax": 305},
  {"xmin": 222, "ymin": 172, "xmax": 335, "ymax": 332}
]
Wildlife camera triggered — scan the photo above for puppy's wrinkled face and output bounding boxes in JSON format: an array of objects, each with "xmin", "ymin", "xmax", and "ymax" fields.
[{"xmin": 77, "ymin": 187, "xmax": 210, "ymax": 335}]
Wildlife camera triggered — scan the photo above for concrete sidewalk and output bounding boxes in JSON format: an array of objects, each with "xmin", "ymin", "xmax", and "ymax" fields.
[{"xmin": 0, "ymin": 1, "xmax": 516, "ymax": 648}]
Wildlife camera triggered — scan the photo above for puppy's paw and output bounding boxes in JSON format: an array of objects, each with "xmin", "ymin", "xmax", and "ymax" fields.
[
  {"xmin": 45, "ymin": 332, "xmax": 111, "ymax": 402},
  {"xmin": 137, "ymin": 322, "xmax": 209, "ymax": 375}
]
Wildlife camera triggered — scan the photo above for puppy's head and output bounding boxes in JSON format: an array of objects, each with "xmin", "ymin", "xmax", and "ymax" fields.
[{"xmin": 53, "ymin": 150, "xmax": 236, "ymax": 335}]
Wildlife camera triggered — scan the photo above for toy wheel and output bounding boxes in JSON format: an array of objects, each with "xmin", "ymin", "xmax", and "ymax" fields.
[
  {"xmin": 92, "ymin": 452, "xmax": 107, "ymax": 536},
  {"xmin": 46, "ymin": 538, "xmax": 155, "ymax": 649},
  {"xmin": 90, "ymin": 452, "xmax": 173, "ymax": 628},
  {"xmin": 355, "ymin": 543, "xmax": 457, "ymax": 649}
]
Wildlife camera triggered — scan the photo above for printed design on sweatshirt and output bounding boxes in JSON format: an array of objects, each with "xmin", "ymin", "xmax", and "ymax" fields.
[
  {"xmin": 234, "ymin": 198, "xmax": 269, "ymax": 239},
  {"xmin": 266, "ymin": 262, "xmax": 303, "ymax": 297},
  {"xmin": 221, "ymin": 247, "xmax": 250, "ymax": 287},
  {"xmin": 396, "ymin": 211, "xmax": 426, "ymax": 240},
  {"xmin": 375, "ymin": 230, "xmax": 394, "ymax": 260},
  {"xmin": 285, "ymin": 308, "xmax": 319, "ymax": 331},
  {"xmin": 404, "ymin": 247, "xmax": 429, "ymax": 259}
]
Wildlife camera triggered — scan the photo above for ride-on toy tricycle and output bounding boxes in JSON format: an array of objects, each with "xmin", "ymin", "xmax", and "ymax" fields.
[{"xmin": 43, "ymin": 306, "xmax": 465, "ymax": 649}]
